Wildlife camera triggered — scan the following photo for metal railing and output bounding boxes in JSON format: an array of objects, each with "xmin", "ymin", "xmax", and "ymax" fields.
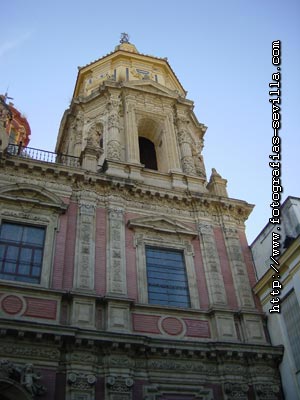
[{"xmin": 6, "ymin": 143, "xmax": 80, "ymax": 168}]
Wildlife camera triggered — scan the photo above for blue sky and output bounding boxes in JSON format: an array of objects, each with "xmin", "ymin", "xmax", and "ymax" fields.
[{"xmin": 1, "ymin": 0, "xmax": 299, "ymax": 243}]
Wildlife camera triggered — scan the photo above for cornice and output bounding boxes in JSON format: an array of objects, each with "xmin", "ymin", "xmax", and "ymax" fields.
[{"xmin": 0, "ymin": 154, "xmax": 253, "ymax": 224}]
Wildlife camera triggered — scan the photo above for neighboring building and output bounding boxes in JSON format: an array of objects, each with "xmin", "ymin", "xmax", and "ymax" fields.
[
  {"xmin": 252, "ymin": 196, "xmax": 300, "ymax": 399},
  {"xmin": 0, "ymin": 94, "xmax": 31, "ymax": 146},
  {"xmin": 0, "ymin": 38, "xmax": 283, "ymax": 400}
]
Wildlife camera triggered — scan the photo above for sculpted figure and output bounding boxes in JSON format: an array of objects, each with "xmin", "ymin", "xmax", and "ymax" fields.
[
  {"xmin": 21, "ymin": 363, "xmax": 47, "ymax": 396},
  {"xmin": 192, "ymin": 147, "xmax": 206, "ymax": 178},
  {"xmin": 86, "ymin": 122, "xmax": 103, "ymax": 148}
]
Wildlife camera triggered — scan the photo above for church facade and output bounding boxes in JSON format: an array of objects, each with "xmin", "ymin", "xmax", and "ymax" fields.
[{"xmin": 0, "ymin": 39, "xmax": 283, "ymax": 399}]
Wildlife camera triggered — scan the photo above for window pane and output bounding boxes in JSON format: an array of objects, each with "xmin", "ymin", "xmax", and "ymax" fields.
[
  {"xmin": 146, "ymin": 246, "xmax": 190, "ymax": 308},
  {"xmin": 0, "ymin": 223, "xmax": 23, "ymax": 242},
  {"xmin": 32, "ymin": 267, "xmax": 41, "ymax": 277},
  {"xmin": 3, "ymin": 262, "xmax": 16, "ymax": 273},
  {"xmin": 18, "ymin": 264, "xmax": 30, "ymax": 276},
  {"xmin": 34, "ymin": 250, "xmax": 42, "ymax": 264},
  {"xmin": 20, "ymin": 248, "xmax": 32, "ymax": 262},
  {"xmin": 22, "ymin": 226, "xmax": 45, "ymax": 246},
  {"xmin": 6, "ymin": 246, "xmax": 19, "ymax": 262},
  {"xmin": 0, "ymin": 244, "xmax": 4, "ymax": 259}
]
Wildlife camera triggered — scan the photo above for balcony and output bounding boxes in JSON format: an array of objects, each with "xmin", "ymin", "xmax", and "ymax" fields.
[{"xmin": 5, "ymin": 143, "xmax": 80, "ymax": 168}]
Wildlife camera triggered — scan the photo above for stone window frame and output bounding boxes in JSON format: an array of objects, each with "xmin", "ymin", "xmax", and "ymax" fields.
[
  {"xmin": 0, "ymin": 212, "xmax": 57, "ymax": 288},
  {"xmin": 129, "ymin": 217, "xmax": 200, "ymax": 309},
  {"xmin": 0, "ymin": 184, "xmax": 67, "ymax": 288}
]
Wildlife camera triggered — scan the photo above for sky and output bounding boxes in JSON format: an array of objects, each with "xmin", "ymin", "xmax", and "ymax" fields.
[{"xmin": 1, "ymin": 0, "xmax": 299, "ymax": 243}]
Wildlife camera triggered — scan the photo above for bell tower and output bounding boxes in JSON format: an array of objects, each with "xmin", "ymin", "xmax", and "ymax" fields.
[{"xmin": 56, "ymin": 35, "xmax": 212, "ymax": 193}]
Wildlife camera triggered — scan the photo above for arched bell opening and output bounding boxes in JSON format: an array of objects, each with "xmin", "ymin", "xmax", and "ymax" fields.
[
  {"xmin": 137, "ymin": 117, "xmax": 167, "ymax": 172},
  {"xmin": 138, "ymin": 137, "xmax": 158, "ymax": 170}
]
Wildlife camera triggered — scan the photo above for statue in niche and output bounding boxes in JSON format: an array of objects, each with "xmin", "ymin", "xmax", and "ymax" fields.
[
  {"xmin": 68, "ymin": 111, "xmax": 84, "ymax": 156},
  {"xmin": 87, "ymin": 122, "xmax": 103, "ymax": 149},
  {"xmin": 70, "ymin": 111, "xmax": 84, "ymax": 134}
]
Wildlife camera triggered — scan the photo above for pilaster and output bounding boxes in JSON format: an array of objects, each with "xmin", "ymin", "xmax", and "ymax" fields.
[
  {"xmin": 74, "ymin": 194, "xmax": 97, "ymax": 291},
  {"xmin": 198, "ymin": 223, "xmax": 227, "ymax": 307},
  {"xmin": 107, "ymin": 206, "xmax": 127, "ymax": 296},
  {"xmin": 223, "ymin": 227, "xmax": 255, "ymax": 308}
]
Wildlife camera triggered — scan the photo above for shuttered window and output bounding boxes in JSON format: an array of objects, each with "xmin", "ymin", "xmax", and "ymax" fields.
[{"xmin": 146, "ymin": 246, "xmax": 190, "ymax": 308}]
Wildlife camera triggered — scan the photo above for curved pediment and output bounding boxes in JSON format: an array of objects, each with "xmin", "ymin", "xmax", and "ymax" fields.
[
  {"xmin": 128, "ymin": 215, "xmax": 197, "ymax": 237},
  {"xmin": 0, "ymin": 183, "xmax": 67, "ymax": 213}
]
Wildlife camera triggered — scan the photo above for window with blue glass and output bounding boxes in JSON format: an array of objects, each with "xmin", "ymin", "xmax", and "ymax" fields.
[
  {"xmin": 145, "ymin": 246, "xmax": 191, "ymax": 308},
  {"xmin": 0, "ymin": 222, "xmax": 45, "ymax": 284}
]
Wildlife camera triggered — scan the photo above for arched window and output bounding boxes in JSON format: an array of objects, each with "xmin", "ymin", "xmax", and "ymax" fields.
[{"xmin": 138, "ymin": 137, "xmax": 158, "ymax": 170}]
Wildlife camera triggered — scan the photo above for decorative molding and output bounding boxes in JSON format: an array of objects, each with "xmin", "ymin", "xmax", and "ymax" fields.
[
  {"xmin": 79, "ymin": 201, "xmax": 97, "ymax": 215},
  {"xmin": 224, "ymin": 382, "xmax": 249, "ymax": 400},
  {"xmin": 106, "ymin": 375, "xmax": 133, "ymax": 400},
  {"xmin": 0, "ymin": 344, "xmax": 60, "ymax": 361},
  {"xmin": 198, "ymin": 223, "xmax": 213, "ymax": 235},
  {"xmin": 254, "ymin": 383, "xmax": 280, "ymax": 400},
  {"xmin": 0, "ymin": 183, "xmax": 67, "ymax": 213},
  {"xmin": 67, "ymin": 372, "xmax": 97, "ymax": 390}
]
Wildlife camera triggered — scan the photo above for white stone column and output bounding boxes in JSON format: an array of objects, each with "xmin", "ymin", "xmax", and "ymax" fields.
[
  {"xmin": 164, "ymin": 113, "xmax": 181, "ymax": 171},
  {"xmin": 124, "ymin": 101, "xmax": 140, "ymax": 163},
  {"xmin": 198, "ymin": 223, "xmax": 227, "ymax": 306},
  {"xmin": 177, "ymin": 118, "xmax": 196, "ymax": 175}
]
